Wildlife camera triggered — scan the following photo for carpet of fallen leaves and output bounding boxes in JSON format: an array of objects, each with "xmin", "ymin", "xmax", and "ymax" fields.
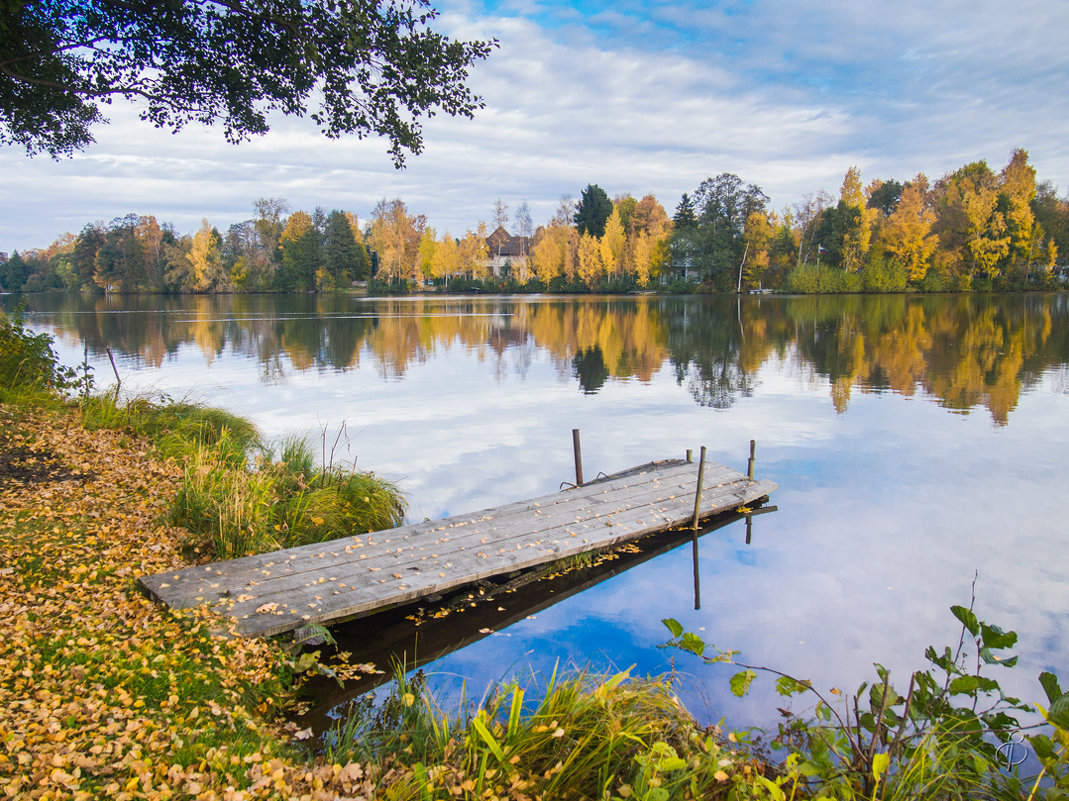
[{"xmin": 0, "ymin": 404, "xmax": 384, "ymax": 800}]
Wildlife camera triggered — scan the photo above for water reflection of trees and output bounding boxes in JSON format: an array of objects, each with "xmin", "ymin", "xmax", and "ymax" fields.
[{"xmin": 12, "ymin": 292, "xmax": 1069, "ymax": 424}]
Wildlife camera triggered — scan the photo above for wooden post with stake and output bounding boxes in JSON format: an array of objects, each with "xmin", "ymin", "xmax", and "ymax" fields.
[
  {"xmin": 747, "ymin": 439, "xmax": 756, "ymax": 480},
  {"xmin": 691, "ymin": 445, "xmax": 707, "ymax": 531},
  {"xmin": 572, "ymin": 429, "xmax": 584, "ymax": 487}
]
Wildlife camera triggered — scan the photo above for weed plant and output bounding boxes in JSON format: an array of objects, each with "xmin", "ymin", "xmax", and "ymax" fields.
[
  {"xmin": 322, "ymin": 665, "xmax": 770, "ymax": 801},
  {"xmin": 663, "ymin": 595, "xmax": 1069, "ymax": 800}
]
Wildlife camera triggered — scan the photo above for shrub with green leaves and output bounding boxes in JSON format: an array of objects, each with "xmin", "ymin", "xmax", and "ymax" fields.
[
  {"xmin": 663, "ymin": 601, "xmax": 1069, "ymax": 800},
  {"xmin": 0, "ymin": 309, "xmax": 75, "ymax": 399}
]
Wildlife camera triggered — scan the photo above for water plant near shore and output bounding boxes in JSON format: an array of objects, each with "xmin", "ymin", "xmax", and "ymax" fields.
[
  {"xmin": 321, "ymin": 664, "xmax": 771, "ymax": 801},
  {"xmin": 662, "ymin": 597, "xmax": 1069, "ymax": 800}
]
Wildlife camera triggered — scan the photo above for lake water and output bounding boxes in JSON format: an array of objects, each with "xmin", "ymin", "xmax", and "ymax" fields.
[{"xmin": 7, "ymin": 291, "xmax": 1068, "ymax": 736}]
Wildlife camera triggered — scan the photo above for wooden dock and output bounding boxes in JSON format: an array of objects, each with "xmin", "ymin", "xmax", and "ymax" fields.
[{"xmin": 140, "ymin": 457, "xmax": 776, "ymax": 637}]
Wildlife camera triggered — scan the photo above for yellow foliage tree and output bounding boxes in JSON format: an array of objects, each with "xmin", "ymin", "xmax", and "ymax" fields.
[
  {"xmin": 839, "ymin": 166, "xmax": 876, "ymax": 272},
  {"xmin": 877, "ymin": 174, "xmax": 937, "ymax": 283},
  {"xmin": 576, "ymin": 232, "xmax": 602, "ymax": 287},
  {"xmin": 187, "ymin": 218, "xmax": 224, "ymax": 292}
]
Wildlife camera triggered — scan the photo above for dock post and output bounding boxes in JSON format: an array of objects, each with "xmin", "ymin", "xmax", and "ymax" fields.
[
  {"xmin": 686, "ymin": 448, "xmax": 693, "ymax": 463},
  {"xmin": 691, "ymin": 445, "xmax": 707, "ymax": 531},
  {"xmin": 747, "ymin": 440, "xmax": 756, "ymax": 480},
  {"xmin": 692, "ymin": 532, "xmax": 701, "ymax": 610},
  {"xmin": 572, "ymin": 428, "xmax": 584, "ymax": 487}
]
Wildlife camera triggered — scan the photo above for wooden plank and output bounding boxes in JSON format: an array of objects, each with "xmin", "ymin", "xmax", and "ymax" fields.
[
  {"xmin": 145, "ymin": 473, "xmax": 773, "ymax": 637},
  {"xmin": 141, "ymin": 464, "xmax": 747, "ymax": 610},
  {"xmin": 145, "ymin": 461, "xmax": 737, "ymax": 597},
  {"xmin": 139, "ymin": 457, "xmax": 775, "ymax": 637}
]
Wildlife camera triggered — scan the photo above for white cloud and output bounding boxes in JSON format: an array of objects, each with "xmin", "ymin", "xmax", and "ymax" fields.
[{"xmin": 1, "ymin": 0, "xmax": 1066, "ymax": 252}]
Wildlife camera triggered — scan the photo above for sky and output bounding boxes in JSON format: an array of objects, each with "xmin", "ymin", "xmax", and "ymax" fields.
[{"xmin": 3, "ymin": 0, "xmax": 1069, "ymax": 253}]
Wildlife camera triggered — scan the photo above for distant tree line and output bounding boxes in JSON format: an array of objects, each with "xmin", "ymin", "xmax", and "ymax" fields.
[{"xmin": 2, "ymin": 148, "xmax": 1067, "ymax": 294}]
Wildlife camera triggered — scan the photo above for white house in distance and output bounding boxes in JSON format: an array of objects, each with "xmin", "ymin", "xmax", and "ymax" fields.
[{"xmin": 485, "ymin": 226, "xmax": 530, "ymax": 278}]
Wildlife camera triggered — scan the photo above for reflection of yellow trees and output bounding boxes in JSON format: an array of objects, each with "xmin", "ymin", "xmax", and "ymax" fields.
[
  {"xmin": 525, "ymin": 302, "xmax": 668, "ymax": 382},
  {"xmin": 786, "ymin": 297, "xmax": 1057, "ymax": 424},
  {"xmin": 27, "ymin": 294, "xmax": 1067, "ymax": 425}
]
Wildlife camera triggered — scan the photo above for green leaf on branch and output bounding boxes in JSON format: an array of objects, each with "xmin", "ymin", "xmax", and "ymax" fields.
[
  {"xmin": 948, "ymin": 675, "xmax": 999, "ymax": 695},
  {"xmin": 868, "ymin": 682, "xmax": 902, "ymax": 711},
  {"xmin": 1040, "ymin": 671, "xmax": 1064, "ymax": 705},
  {"xmin": 1029, "ymin": 734, "xmax": 1055, "ymax": 761},
  {"xmin": 679, "ymin": 632, "xmax": 706, "ymax": 657},
  {"xmin": 730, "ymin": 669, "xmax": 757, "ymax": 697},
  {"xmin": 775, "ymin": 676, "xmax": 811, "ymax": 696},
  {"xmin": 1050, "ymin": 693, "xmax": 1069, "ymax": 730},
  {"xmin": 980, "ymin": 622, "xmax": 1017, "ymax": 650},
  {"xmin": 662, "ymin": 618, "xmax": 684, "ymax": 639},
  {"xmin": 951, "ymin": 605, "xmax": 980, "ymax": 636},
  {"xmin": 980, "ymin": 647, "xmax": 1018, "ymax": 667}
]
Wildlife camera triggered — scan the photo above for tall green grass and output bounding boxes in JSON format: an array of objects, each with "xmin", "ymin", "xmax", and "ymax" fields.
[
  {"xmin": 323, "ymin": 666, "xmax": 764, "ymax": 801},
  {"xmin": 170, "ymin": 433, "xmax": 406, "ymax": 559},
  {"xmin": 81, "ymin": 393, "xmax": 260, "ymax": 465}
]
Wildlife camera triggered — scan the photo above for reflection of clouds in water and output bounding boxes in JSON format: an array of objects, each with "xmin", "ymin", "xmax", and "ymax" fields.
[{"xmin": 22, "ymin": 297, "xmax": 1069, "ymax": 733}]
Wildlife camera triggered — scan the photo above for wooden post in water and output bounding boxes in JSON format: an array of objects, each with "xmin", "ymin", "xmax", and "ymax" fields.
[
  {"xmin": 691, "ymin": 445, "xmax": 707, "ymax": 531},
  {"xmin": 747, "ymin": 439, "xmax": 756, "ymax": 480},
  {"xmin": 692, "ymin": 532, "xmax": 701, "ymax": 610},
  {"xmin": 572, "ymin": 429, "xmax": 584, "ymax": 487},
  {"xmin": 686, "ymin": 448, "xmax": 693, "ymax": 463}
]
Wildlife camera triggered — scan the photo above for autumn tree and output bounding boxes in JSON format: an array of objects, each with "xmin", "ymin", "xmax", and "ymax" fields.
[
  {"xmin": 741, "ymin": 211, "xmax": 774, "ymax": 289},
  {"xmin": 1, "ymin": 1, "xmax": 495, "ymax": 163},
  {"xmin": 93, "ymin": 215, "xmax": 145, "ymax": 291},
  {"xmin": 418, "ymin": 227, "xmax": 437, "ymax": 284},
  {"xmin": 998, "ymin": 148, "xmax": 1038, "ymax": 278},
  {"xmin": 278, "ymin": 210, "xmax": 319, "ymax": 290},
  {"xmin": 576, "ymin": 233, "xmax": 602, "ymax": 287},
  {"xmin": 875, "ymin": 174, "xmax": 936, "ymax": 283},
  {"xmin": 836, "ymin": 166, "xmax": 876, "ymax": 272},
  {"xmin": 632, "ymin": 195, "xmax": 671, "ymax": 239},
  {"xmin": 431, "ymin": 232, "xmax": 459, "ymax": 282},
  {"xmin": 681, "ymin": 173, "xmax": 769, "ymax": 288},
  {"xmin": 72, "ymin": 222, "xmax": 105, "ymax": 288},
  {"xmin": 367, "ymin": 199, "xmax": 425, "ymax": 281},
  {"xmin": 187, "ymin": 219, "xmax": 225, "ymax": 292},
  {"xmin": 600, "ymin": 208, "xmax": 626, "ymax": 276},
  {"xmin": 933, "ymin": 161, "xmax": 1009, "ymax": 283},
  {"xmin": 457, "ymin": 224, "xmax": 489, "ymax": 278}
]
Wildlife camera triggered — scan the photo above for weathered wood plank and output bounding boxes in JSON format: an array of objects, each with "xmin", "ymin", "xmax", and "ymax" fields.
[
  {"xmin": 139, "ymin": 457, "xmax": 776, "ymax": 637},
  {"xmin": 145, "ymin": 461, "xmax": 735, "ymax": 596}
]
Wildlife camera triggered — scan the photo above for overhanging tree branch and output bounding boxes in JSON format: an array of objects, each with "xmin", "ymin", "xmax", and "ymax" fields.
[{"xmin": 0, "ymin": 0, "xmax": 497, "ymax": 161}]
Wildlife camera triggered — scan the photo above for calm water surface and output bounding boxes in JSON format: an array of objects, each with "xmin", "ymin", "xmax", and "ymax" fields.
[{"xmin": 8, "ymin": 292, "xmax": 1068, "ymax": 734}]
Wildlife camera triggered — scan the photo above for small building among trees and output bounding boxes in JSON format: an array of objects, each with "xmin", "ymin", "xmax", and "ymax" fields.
[{"xmin": 485, "ymin": 226, "xmax": 530, "ymax": 277}]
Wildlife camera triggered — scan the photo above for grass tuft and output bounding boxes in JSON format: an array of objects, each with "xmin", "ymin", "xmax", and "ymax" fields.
[{"xmin": 171, "ymin": 433, "xmax": 407, "ymax": 559}]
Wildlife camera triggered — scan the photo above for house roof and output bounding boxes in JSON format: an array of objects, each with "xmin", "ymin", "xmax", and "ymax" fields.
[{"xmin": 486, "ymin": 225, "xmax": 529, "ymax": 258}]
